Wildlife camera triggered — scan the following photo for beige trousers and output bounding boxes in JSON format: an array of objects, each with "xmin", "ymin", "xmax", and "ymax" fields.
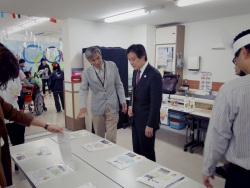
[{"xmin": 92, "ymin": 106, "xmax": 119, "ymax": 143}]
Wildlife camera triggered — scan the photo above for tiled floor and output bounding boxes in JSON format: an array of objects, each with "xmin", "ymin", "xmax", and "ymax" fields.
[
  {"xmin": 24, "ymin": 95, "xmax": 66, "ymax": 137},
  {"xmin": 9, "ymin": 97, "xmax": 225, "ymax": 187}
]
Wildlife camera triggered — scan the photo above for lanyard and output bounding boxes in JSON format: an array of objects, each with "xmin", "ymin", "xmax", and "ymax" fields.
[{"xmin": 94, "ymin": 61, "xmax": 106, "ymax": 87}]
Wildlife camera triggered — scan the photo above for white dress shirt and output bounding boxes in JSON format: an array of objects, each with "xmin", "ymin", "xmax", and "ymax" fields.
[
  {"xmin": 139, "ymin": 62, "xmax": 149, "ymax": 78},
  {"xmin": 93, "ymin": 62, "xmax": 105, "ymax": 84},
  {"xmin": 203, "ymin": 74, "xmax": 250, "ymax": 176}
]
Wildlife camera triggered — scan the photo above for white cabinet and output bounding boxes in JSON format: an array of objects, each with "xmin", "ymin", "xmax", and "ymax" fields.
[
  {"xmin": 155, "ymin": 25, "xmax": 185, "ymax": 92},
  {"xmin": 156, "ymin": 26, "xmax": 177, "ymax": 44}
]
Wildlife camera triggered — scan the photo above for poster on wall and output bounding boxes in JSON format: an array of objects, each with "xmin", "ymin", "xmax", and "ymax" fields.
[
  {"xmin": 155, "ymin": 44, "xmax": 176, "ymax": 73},
  {"xmin": 199, "ymin": 72, "xmax": 212, "ymax": 90},
  {"xmin": 1, "ymin": 40, "xmax": 64, "ymax": 86},
  {"xmin": 1, "ymin": 40, "xmax": 64, "ymax": 73}
]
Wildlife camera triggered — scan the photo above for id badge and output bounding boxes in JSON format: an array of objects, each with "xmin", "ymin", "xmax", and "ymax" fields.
[{"xmin": 11, "ymin": 83, "xmax": 19, "ymax": 100}]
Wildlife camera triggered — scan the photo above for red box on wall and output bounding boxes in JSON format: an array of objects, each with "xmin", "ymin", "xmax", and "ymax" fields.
[{"xmin": 71, "ymin": 75, "xmax": 81, "ymax": 82}]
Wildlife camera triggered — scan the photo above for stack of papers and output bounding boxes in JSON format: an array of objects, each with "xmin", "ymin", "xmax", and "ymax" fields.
[
  {"xmin": 83, "ymin": 139, "xmax": 115, "ymax": 152},
  {"xmin": 70, "ymin": 130, "xmax": 91, "ymax": 140},
  {"xmin": 137, "ymin": 166, "xmax": 188, "ymax": 188},
  {"xmin": 11, "ymin": 146, "xmax": 51, "ymax": 162},
  {"xmin": 107, "ymin": 152, "xmax": 144, "ymax": 170},
  {"xmin": 27, "ymin": 163, "xmax": 73, "ymax": 185},
  {"xmin": 77, "ymin": 182, "xmax": 97, "ymax": 188}
]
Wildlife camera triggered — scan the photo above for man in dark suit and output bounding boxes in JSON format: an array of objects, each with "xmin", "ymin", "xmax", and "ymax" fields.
[{"xmin": 127, "ymin": 44, "xmax": 162, "ymax": 162}]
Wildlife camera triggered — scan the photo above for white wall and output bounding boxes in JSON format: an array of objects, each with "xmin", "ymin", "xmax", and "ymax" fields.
[
  {"xmin": 146, "ymin": 25, "xmax": 155, "ymax": 66},
  {"xmin": 183, "ymin": 14, "xmax": 250, "ymax": 83},
  {"xmin": 62, "ymin": 18, "xmax": 133, "ymax": 81},
  {"xmin": 129, "ymin": 24, "xmax": 155, "ymax": 75},
  {"xmin": 62, "ymin": 19, "xmax": 156, "ymax": 82},
  {"xmin": 129, "ymin": 25, "xmax": 147, "ymax": 75}
]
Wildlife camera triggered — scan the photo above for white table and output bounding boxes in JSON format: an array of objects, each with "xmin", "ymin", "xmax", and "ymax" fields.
[
  {"xmin": 51, "ymin": 133, "xmax": 205, "ymax": 188},
  {"xmin": 9, "ymin": 138, "xmax": 121, "ymax": 188},
  {"xmin": 190, "ymin": 109, "xmax": 211, "ymax": 118}
]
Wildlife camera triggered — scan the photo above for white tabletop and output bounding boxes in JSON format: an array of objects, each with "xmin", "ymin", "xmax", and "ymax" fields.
[
  {"xmin": 190, "ymin": 109, "xmax": 211, "ymax": 118},
  {"xmin": 9, "ymin": 138, "xmax": 121, "ymax": 188},
  {"xmin": 167, "ymin": 105, "xmax": 194, "ymax": 113},
  {"xmin": 164, "ymin": 104, "xmax": 211, "ymax": 119},
  {"xmin": 51, "ymin": 134, "xmax": 205, "ymax": 188}
]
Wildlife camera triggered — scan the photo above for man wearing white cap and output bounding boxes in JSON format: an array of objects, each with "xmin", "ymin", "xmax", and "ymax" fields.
[{"xmin": 203, "ymin": 29, "xmax": 250, "ymax": 188}]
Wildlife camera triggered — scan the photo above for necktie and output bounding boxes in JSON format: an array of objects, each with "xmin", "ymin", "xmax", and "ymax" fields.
[{"xmin": 136, "ymin": 70, "xmax": 141, "ymax": 85}]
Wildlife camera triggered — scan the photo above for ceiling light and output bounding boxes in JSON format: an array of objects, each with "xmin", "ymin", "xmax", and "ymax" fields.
[
  {"xmin": 2, "ymin": 17, "xmax": 49, "ymax": 35},
  {"xmin": 23, "ymin": 20, "xmax": 37, "ymax": 28},
  {"xmin": 104, "ymin": 9, "xmax": 150, "ymax": 23},
  {"xmin": 176, "ymin": 0, "xmax": 212, "ymax": 7},
  {"xmin": 36, "ymin": 17, "xmax": 50, "ymax": 23}
]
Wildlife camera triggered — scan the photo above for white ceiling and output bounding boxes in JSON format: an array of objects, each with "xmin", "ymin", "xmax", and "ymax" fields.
[{"xmin": 0, "ymin": 0, "xmax": 250, "ymax": 37}]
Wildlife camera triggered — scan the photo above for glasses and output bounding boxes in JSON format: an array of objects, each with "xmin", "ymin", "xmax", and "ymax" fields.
[
  {"xmin": 232, "ymin": 57, "xmax": 236, "ymax": 64},
  {"xmin": 232, "ymin": 49, "xmax": 241, "ymax": 65}
]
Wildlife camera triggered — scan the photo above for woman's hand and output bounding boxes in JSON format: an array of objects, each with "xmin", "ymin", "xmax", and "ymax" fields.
[{"xmin": 47, "ymin": 124, "xmax": 63, "ymax": 133}]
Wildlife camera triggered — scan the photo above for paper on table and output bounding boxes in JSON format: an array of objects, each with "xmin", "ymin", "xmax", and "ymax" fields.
[
  {"xmin": 77, "ymin": 182, "xmax": 97, "ymax": 188},
  {"xmin": 82, "ymin": 139, "xmax": 115, "ymax": 152},
  {"xmin": 11, "ymin": 146, "xmax": 51, "ymax": 162},
  {"xmin": 69, "ymin": 130, "xmax": 91, "ymax": 140},
  {"xmin": 137, "ymin": 166, "xmax": 188, "ymax": 188},
  {"xmin": 106, "ymin": 152, "xmax": 144, "ymax": 170},
  {"xmin": 57, "ymin": 132, "xmax": 75, "ymax": 170},
  {"xmin": 27, "ymin": 163, "xmax": 73, "ymax": 185}
]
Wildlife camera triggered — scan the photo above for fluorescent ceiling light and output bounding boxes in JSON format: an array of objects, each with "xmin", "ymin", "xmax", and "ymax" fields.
[
  {"xmin": 104, "ymin": 9, "xmax": 150, "ymax": 23},
  {"xmin": 177, "ymin": 0, "xmax": 212, "ymax": 7},
  {"xmin": 36, "ymin": 17, "xmax": 50, "ymax": 23},
  {"xmin": 23, "ymin": 20, "xmax": 37, "ymax": 28},
  {"xmin": 3, "ymin": 17, "xmax": 49, "ymax": 35}
]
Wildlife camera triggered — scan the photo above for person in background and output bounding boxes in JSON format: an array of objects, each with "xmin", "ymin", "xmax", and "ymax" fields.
[
  {"xmin": 49, "ymin": 62, "xmax": 64, "ymax": 113},
  {"xmin": 24, "ymin": 71, "xmax": 41, "ymax": 90},
  {"xmin": 127, "ymin": 44, "xmax": 162, "ymax": 162},
  {"xmin": 77, "ymin": 46, "xmax": 127, "ymax": 143},
  {"xmin": 0, "ymin": 46, "xmax": 63, "ymax": 187},
  {"xmin": 215, "ymin": 66, "xmax": 246, "ymax": 179},
  {"xmin": 38, "ymin": 58, "xmax": 51, "ymax": 95},
  {"xmin": 203, "ymin": 29, "xmax": 250, "ymax": 188},
  {"xmin": 19, "ymin": 59, "xmax": 26, "ymax": 72},
  {"xmin": 18, "ymin": 69, "xmax": 33, "ymax": 110}
]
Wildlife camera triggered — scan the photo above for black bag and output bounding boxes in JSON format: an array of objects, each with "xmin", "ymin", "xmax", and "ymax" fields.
[{"xmin": 162, "ymin": 74, "xmax": 180, "ymax": 94}]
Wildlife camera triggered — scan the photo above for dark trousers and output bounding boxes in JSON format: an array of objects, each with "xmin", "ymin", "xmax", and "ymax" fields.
[
  {"xmin": 17, "ymin": 94, "xmax": 24, "ymax": 110},
  {"xmin": 6, "ymin": 123, "xmax": 25, "ymax": 146},
  {"xmin": 132, "ymin": 126, "xmax": 156, "ymax": 162},
  {"xmin": 53, "ymin": 91, "xmax": 64, "ymax": 112},
  {"xmin": 42, "ymin": 79, "xmax": 50, "ymax": 94},
  {"xmin": 6, "ymin": 122, "xmax": 25, "ymax": 172},
  {"xmin": 225, "ymin": 163, "xmax": 250, "ymax": 188}
]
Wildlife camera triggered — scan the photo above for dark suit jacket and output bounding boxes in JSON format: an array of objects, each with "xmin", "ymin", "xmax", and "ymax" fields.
[{"xmin": 130, "ymin": 63, "xmax": 162, "ymax": 132}]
